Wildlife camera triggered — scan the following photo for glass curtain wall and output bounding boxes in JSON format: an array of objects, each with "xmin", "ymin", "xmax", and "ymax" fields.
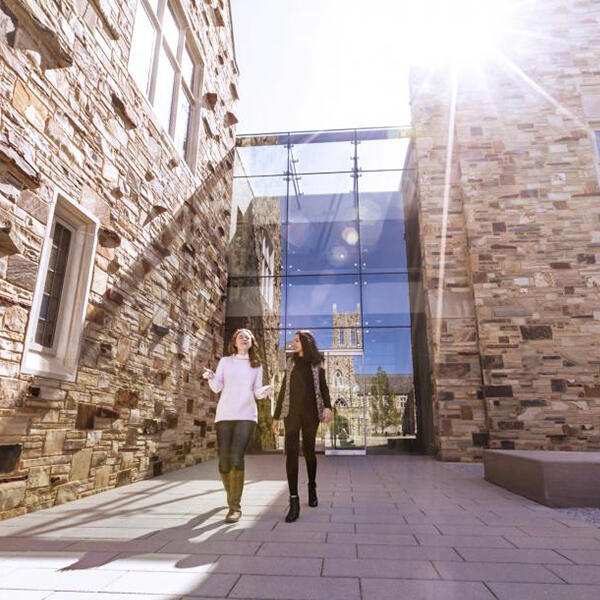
[{"xmin": 227, "ymin": 127, "xmax": 419, "ymax": 454}]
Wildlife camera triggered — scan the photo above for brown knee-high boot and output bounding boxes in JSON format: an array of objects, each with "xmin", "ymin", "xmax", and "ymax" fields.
[
  {"xmin": 220, "ymin": 472, "xmax": 231, "ymax": 510},
  {"xmin": 226, "ymin": 469, "xmax": 244, "ymax": 523}
]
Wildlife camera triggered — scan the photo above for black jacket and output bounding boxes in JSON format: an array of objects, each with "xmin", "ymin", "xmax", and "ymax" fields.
[{"xmin": 273, "ymin": 357, "xmax": 331, "ymax": 420}]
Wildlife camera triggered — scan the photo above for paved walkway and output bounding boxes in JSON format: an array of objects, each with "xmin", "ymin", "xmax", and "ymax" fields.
[{"xmin": 0, "ymin": 455, "xmax": 599, "ymax": 599}]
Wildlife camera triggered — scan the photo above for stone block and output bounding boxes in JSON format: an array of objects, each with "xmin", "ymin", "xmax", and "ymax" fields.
[
  {"xmin": 43, "ymin": 429, "xmax": 67, "ymax": 455},
  {"xmin": 69, "ymin": 448, "xmax": 92, "ymax": 481},
  {"xmin": 0, "ymin": 479, "xmax": 26, "ymax": 510},
  {"xmin": 5, "ymin": 254, "xmax": 37, "ymax": 292},
  {"xmin": 484, "ymin": 450, "xmax": 600, "ymax": 507},
  {"xmin": 94, "ymin": 464, "xmax": 110, "ymax": 488}
]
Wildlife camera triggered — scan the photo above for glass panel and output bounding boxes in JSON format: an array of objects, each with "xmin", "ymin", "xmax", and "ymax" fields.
[
  {"xmin": 154, "ymin": 46, "xmax": 176, "ymax": 132},
  {"xmin": 35, "ymin": 223, "xmax": 71, "ymax": 348},
  {"xmin": 226, "ymin": 277, "xmax": 284, "ymax": 331},
  {"xmin": 163, "ymin": 4, "xmax": 180, "ymax": 52},
  {"xmin": 595, "ymin": 130, "xmax": 600, "ymax": 155},
  {"xmin": 357, "ymin": 136, "xmax": 410, "ymax": 171},
  {"xmin": 285, "ymin": 274, "xmax": 360, "ymax": 330},
  {"xmin": 128, "ymin": 2, "xmax": 156, "ymax": 96},
  {"xmin": 229, "ymin": 176, "xmax": 287, "ymax": 277},
  {"xmin": 359, "ymin": 179, "xmax": 407, "ymax": 273},
  {"xmin": 181, "ymin": 45, "xmax": 194, "ymax": 88},
  {"xmin": 291, "ymin": 139, "xmax": 354, "ymax": 173},
  {"xmin": 359, "ymin": 169, "xmax": 403, "ymax": 194},
  {"xmin": 236, "ymin": 143, "xmax": 288, "ymax": 177},
  {"xmin": 362, "ymin": 274, "xmax": 412, "ymax": 327},
  {"xmin": 358, "ymin": 328, "xmax": 416, "ymax": 450},
  {"xmin": 174, "ymin": 86, "xmax": 190, "ymax": 157},
  {"xmin": 287, "ymin": 173, "xmax": 358, "ymax": 275}
]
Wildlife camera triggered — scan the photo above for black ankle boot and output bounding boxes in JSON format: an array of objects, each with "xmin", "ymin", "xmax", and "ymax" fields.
[
  {"xmin": 285, "ymin": 495, "xmax": 300, "ymax": 522},
  {"xmin": 308, "ymin": 483, "xmax": 318, "ymax": 507}
]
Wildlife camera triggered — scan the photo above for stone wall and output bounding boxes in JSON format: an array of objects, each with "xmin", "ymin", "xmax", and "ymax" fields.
[
  {"xmin": 0, "ymin": 0, "xmax": 238, "ymax": 518},
  {"xmin": 410, "ymin": 0, "xmax": 600, "ymax": 459}
]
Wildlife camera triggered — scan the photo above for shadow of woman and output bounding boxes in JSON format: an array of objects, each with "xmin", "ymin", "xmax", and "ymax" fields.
[{"xmin": 60, "ymin": 505, "xmax": 232, "ymax": 571}]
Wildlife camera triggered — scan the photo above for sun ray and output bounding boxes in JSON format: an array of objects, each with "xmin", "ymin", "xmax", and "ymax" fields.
[{"xmin": 434, "ymin": 65, "xmax": 459, "ymax": 356}]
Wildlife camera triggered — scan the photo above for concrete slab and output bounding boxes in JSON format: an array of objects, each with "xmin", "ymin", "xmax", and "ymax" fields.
[{"xmin": 484, "ymin": 450, "xmax": 600, "ymax": 507}]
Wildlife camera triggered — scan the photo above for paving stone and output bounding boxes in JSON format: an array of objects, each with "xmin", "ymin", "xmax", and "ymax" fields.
[
  {"xmin": 327, "ymin": 532, "xmax": 417, "ymax": 545},
  {"xmin": 323, "ymin": 557, "xmax": 438, "ymax": 579},
  {"xmin": 504, "ymin": 536, "xmax": 600, "ymax": 550},
  {"xmin": 546, "ymin": 564, "xmax": 600, "ymax": 584},
  {"xmin": 358, "ymin": 544, "xmax": 462, "ymax": 561},
  {"xmin": 258, "ymin": 542, "xmax": 356, "ymax": 558},
  {"xmin": 157, "ymin": 540, "xmax": 260, "ymax": 555},
  {"xmin": 455, "ymin": 547, "xmax": 572, "ymax": 564},
  {"xmin": 102, "ymin": 570, "xmax": 237, "ymax": 596},
  {"xmin": 0, "ymin": 567, "xmax": 125, "ymax": 591},
  {"xmin": 556, "ymin": 549, "xmax": 600, "ymax": 565},
  {"xmin": 236, "ymin": 529, "xmax": 326, "ymax": 542},
  {"xmin": 230, "ymin": 574, "xmax": 360, "ymax": 600},
  {"xmin": 488, "ymin": 582, "xmax": 600, "ymax": 600},
  {"xmin": 211, "ymin": 555, "xmax": 322, "ymax": 576},
  {"xmin": 434, "ymin": 561, "xmax": 562, "ymax": 582},
  {"xmin": 416, "ymin": 534, "xmax": 513, "ymax": 547},
  {"xmin": 361, "ymin": 578, "xmax": 495, "ymax": 600}
]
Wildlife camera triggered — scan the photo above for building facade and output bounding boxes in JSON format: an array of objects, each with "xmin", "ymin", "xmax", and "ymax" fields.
[
  {"xmin": 0, "ymin": 0, "xmax": 237, "ymax": 518},
  {"xmin": 409, "ymin": 0, "xmax": 600, "ymax": 460}
]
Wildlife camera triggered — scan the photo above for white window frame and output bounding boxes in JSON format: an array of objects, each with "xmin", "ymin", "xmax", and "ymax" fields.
[
  {"xmin": 21, "ymin": 193, "xmax": 99, "ymax": 381},
  {"xmin": 128, "ymin": 0, "xmax": 204, "ymax": 169}
]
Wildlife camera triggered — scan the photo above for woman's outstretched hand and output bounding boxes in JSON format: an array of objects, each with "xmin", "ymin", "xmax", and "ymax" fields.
[
  {"xmin": 202, "ymin": 368, "xmax": 215, "ymax": 380},
  {"xmin": 322, "ymin": 408, "xmax": 332, "ymax": 424}
]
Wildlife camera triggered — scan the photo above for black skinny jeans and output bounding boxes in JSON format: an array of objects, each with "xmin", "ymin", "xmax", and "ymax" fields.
[
  {"xmin": 284, "ymin": 411, "xmax": 319, "ymax": 496},
  {"xmin": 215, "ymin": 420, "xmax": 255, "ymax": 473}
]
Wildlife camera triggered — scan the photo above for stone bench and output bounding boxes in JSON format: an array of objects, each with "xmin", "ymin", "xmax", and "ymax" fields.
[{"xmin": 483, "ymin": 449, "xmax": 600, "ymax": 507}]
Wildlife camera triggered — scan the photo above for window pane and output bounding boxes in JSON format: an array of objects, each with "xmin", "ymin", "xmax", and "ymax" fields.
[
  {"xmin": 35, "ymin": 223, "xmax": 71, "ymax": 348},
  {"xmin": 147, "ymin": 0, "xmax": 159, "ymax": 13},
  {"xmin": 174, "ymin": 87, "xmax": 190, "ymax": 157},
  {"xmin": 362, "ymin": 274, "xmax": 415, "ymax": 327},
  {"xmin": 181, "ymin": 45, "xmax": 194, "ymax": 88},
  {"xmin": 229, "ymin": 176, "xmax": 287, "ymax": 277},
  {"xmin": 359, "ymin": 178, "xmax": 407, "ymax": 273},
  {"xmin": 128, "ymin": 2, "xmax": 155, "ymax": 96},
  {"xmin": 285, "ymin": 274, "xmax": 360, "ymax": 330},
  {"xmin": 292, "ymin": 138, "xmax": 355, "ymax": 173},
  {"xmin": 163, "ymin": 4, "xmax": 180, "ymax": 52},
  {"xmin": 236, "ymin": 141, "xmax": 288, "ymax": 177},
  {"xmin": 357, "ymin": 135, "xmax": 410, "ymax": 171},
  {"xmin": 154, "ymin": 46, "xmax": 176, "ymax": 132},
  {"xmin": 595, "ymin": 130, "xmax": 600, "ymax": 155},
  {"xmin": 287, "ymin": 173, "xmax": 358, "ymax": 275}
]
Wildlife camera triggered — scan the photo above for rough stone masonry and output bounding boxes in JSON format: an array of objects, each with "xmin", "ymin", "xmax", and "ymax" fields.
[
  {"xmin": 409, "ymin": 0, "xmax": 600, "ymax": 460},
  {"xmin": 0, "ymin": 0, "xmax": 238, "ymax": 519}
]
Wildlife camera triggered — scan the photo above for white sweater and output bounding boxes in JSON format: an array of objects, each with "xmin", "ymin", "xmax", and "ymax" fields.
[{"xmin": 209, "ymin": 355, "xmax": 267, "ymax": 422}]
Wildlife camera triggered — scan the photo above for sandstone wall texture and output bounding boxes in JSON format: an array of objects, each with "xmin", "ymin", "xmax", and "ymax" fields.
[
  {"xmin": 0, "ymin": 0, "xmax": 238, "ymax": 518},
  {"xmin": 410, "ymin": 0, "xmax": 600, "ymax": 460}
]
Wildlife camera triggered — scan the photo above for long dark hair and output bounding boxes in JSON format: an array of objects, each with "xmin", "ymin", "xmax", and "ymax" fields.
[
  {"xmin": 227, "ymin": 328, "xmax": 261, "ymax": 368},
  {"xmin": 294, "ymin": 330, "xmax": 323, "ymax": 366}
]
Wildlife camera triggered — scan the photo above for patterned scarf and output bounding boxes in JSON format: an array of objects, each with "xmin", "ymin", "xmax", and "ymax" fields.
[{"xmin": 280, "ymin": 356, "xmax": 325, "ymax": 421}]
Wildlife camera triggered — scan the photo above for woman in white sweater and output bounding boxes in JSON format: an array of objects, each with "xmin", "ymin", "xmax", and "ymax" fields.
[{"xmin": 203, "ymin": 329, "xmax": 272, "ymax": 522}]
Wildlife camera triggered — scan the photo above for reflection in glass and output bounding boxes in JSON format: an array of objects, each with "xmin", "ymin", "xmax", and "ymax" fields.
[
  {"xmin": 362, "ymin": 274, "xmax": 412, "ymax": 327},
  {"xmin": 174, "ymin": 87, "xmax": 190, "ymax": 156},
  {"xmin": 163, "ymin": 4, "xmax": 180, "ymax": 51},
  {"xmin": 229, "ymin": 177, "xmax": 286, "ymax": 277},
  {"xmin": 287, "ymin": 174, "xmax": 358, "ymax": 274},
  {"xmin": 359, "ymin": 178, "xmax": 407, "ymax": 273},
  {"xmin": 226, "ymin": 277, "xmax": 284, "ymax": 332},
  {"xmin": 286, "ymin": 275, "xmax": 360, "ymax": 330},
  {"xmin": 181, "ymin": 46, "xmax": 194, "ymax": 87},
  {"xmin": 236, "ymin": 143, "xmax": 288, "ymax": 177}
]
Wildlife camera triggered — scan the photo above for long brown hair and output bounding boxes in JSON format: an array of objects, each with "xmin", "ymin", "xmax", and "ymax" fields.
[
  {"xmin": 227, "ymin": 328, "xmax": 261, "ymax": 368},
  {"xmin": 294, "ymin": 330, "xmax": 323, "ymax": 366}
]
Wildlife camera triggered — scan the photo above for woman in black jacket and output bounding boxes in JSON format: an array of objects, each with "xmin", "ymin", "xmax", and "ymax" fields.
[{"xmin": 272, "ymin": 330, "xmax": 332, "ymax": 522}]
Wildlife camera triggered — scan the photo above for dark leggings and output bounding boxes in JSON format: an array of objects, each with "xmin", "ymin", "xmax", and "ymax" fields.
[
  {"xmin": 284, "ymin": 413, "xmax": 319, "ymax": 496},
  {"xmin": 215, "ymin": 420, "xmax": 255, "ymax": 473}
]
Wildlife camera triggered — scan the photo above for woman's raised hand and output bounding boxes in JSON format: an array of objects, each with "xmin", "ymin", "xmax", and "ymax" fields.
[{"xmin": 202, "ymin": 368, "xmax": 215, "ymax": 380}]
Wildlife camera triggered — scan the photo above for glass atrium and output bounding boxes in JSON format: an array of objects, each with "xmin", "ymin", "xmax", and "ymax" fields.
[{"xmin": 226, "ymin": 127, "xmax": 424, "ymax": 453}]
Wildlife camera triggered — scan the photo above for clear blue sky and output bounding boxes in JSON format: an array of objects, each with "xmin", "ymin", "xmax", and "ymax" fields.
[{"xmin": 230, "ymin": 0, "xmax": 413, "ymax": 134}]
